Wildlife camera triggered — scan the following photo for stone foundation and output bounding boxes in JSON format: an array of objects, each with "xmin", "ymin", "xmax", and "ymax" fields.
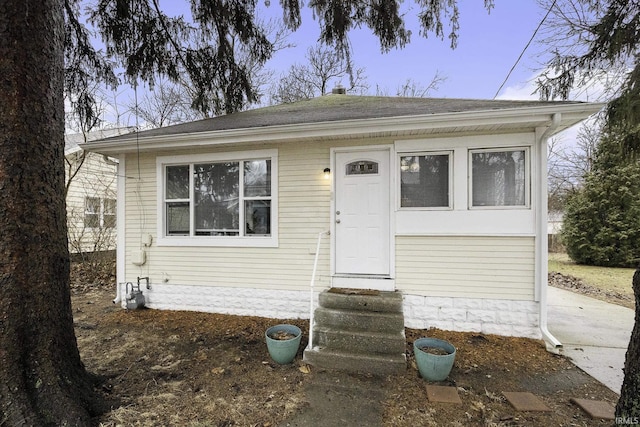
[
  {"xmin": 402, "ymin": 294, "xmax": 541, "ymax": 339},
  {"xmin": 117, "ymin": 282, "xmax": 312, "ymax": 319},
  {"xmin": 117, "ymin": 282, "xmax": 541, "ymax": 339}
]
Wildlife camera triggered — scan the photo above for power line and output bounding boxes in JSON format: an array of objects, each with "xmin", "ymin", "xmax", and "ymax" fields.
[{"xmin": 493, "ymin": 0, "xmax": 557, "ymax": 99}]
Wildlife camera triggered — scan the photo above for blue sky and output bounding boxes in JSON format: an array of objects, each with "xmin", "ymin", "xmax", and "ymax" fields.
[
  {"xmin": 252, "ymin": 0, "xmax": 604, "ymax": 145},
  {"xmin": 262, "ymin": 1, "xmax": 549, "ymax": 100},
  {"xmin": 96, "ymin": 0, "xmax": 603, "ymax": 143}
]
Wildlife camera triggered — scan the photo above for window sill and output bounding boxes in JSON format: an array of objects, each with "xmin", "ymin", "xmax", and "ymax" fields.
[
  {"xmin": 468, "ymin": 205, "xmax": 531, "ymax": 210},
  {"xmin": 156, "ymin": 236, "xmax": 278, "ymax": 248},
  {"xmin": 398, "ymin": 206, "xmax": 453, "ymax": 211}
]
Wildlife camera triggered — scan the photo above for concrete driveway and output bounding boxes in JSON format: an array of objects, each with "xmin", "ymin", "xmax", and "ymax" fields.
[{"xmin": 547, "ymin": 286, "xmax": 635, "ymax": 394}]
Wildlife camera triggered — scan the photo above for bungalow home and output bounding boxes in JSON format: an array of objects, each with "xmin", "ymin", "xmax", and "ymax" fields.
[
  {"xmin": 65, "ymin": 128, "xmax": 133, "ymax": 255},
  {"xmin": 83, "ymin": 94, "xmax": 602, "ymax": 371}
]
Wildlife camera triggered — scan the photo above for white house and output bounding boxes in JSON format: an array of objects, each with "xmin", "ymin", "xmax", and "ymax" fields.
[
  {"xmin": 65, "ymin": 128, "xmax": 133, "ymax": 255},
  {"xmin": 83, "ymin": 94, "xmax": 602, "ymax": 351}
]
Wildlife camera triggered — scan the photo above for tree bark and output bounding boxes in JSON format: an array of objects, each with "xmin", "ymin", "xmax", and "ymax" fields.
[
  {"xmin": 616, "ymin": 268, "xmax": 640, "ymax": 420},
  {"xmin": 0, "ymin": 1, "xmax": 103, "ymax": 425}
]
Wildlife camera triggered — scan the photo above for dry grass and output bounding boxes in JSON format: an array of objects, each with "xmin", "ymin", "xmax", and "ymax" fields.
[
  {"xmin": 548, "ymin": 252, "xmax": 635, "ymax": 299},
  {"xmin": 74, "ymin": 288, "xmax": 619, "ymax": 427},
  {"xmin": 72, "ymin": 258, "xmax": 620, "ymax": 426}
]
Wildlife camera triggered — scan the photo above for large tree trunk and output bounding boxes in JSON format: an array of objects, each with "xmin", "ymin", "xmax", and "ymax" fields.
[
  {"xmin": 0, "ymin": 1, "xmax": 103, "ymax": 425},
  {"xmin": 616, "ymin": 268, "xmax": 640, "ymax": 421}
]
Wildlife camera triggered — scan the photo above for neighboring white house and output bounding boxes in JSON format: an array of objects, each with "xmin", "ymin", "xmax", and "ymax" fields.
[
  {"xmin": 548, "ymin": 210, "xmax": 565, "ymax": 252},
  {"xmin": 548, "ymin": 211, "xmax": 564, "ymax": 235},
  {"xmin": 82, "ymin": 94, "xmax": 602, "ymax": 346},
  {"xmin": 65, "ymin": 128, "xmax": 133, "ymax": 254}
]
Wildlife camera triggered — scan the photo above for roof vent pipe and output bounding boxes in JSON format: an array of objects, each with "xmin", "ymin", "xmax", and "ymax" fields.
[{"xmin": 331, "ymin": 85, "xmax": 346, "ymax": 95}]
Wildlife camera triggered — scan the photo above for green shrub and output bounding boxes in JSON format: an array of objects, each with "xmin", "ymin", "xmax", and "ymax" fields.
[{"xmin": 562, "ymin": 133, "xmax": 640, "ymax": 267}]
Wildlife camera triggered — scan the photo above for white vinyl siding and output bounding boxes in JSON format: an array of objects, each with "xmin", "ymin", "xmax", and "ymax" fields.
[
  {"xmin": 119, "ymin": 133, "xmax": 539, "ymax": 299},
  {"xmin": 123, "ymin": 142, "xmax": 334, "ymax": 292},
  {"xmin": 123, "ymin": 153, "xmax": 157, "ymax": 261},
  {"xmin": 395, "ymin": 236, "xmax": 535, "ymax": 300},
  {"xmin": 65, "ymin": 151, "xmax": 118, "ymax": 253}
]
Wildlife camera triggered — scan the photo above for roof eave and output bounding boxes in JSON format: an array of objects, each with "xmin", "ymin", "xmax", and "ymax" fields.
[
  {"xmin": 64, "ymin": 145, "xmax": 82, "ymax": 156},
  {"xmin": 83, "ymin": 103, "xmax": 605, "ymax": 155}
]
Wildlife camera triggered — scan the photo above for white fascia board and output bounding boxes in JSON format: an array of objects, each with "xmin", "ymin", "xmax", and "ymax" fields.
[
  {"xmin": 84, "ymin": 103, "xmax": 606, "ymax": 155},
  {"xmin": 64, "ymin": 145, "xmax": 83, "ymax": 157}
]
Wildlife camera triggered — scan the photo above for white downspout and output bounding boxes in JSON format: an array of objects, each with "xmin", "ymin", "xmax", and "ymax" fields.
[
  {"xmin": 308, "ymin": 230, "xmax": 330, "ymax": 350},
  {"xmin": 537, "ymin": 113, "xmax": 562, "ymax": 351},
  {"xmin": 103, "ymin": 155, "xmax": 119, "ymax": 167}
]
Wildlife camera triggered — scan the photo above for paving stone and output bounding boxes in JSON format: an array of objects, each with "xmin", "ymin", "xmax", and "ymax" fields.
[
  {"xmin": 570, "ymin": 398, "xmax": 615, "ymax": 420},
  {"xmin": 502, "ymin": 392, "xmax": 551, "ymax": 412},
  {"xmin": 425, "ymin": 385, "xmax": 462, "ymax": 404}
]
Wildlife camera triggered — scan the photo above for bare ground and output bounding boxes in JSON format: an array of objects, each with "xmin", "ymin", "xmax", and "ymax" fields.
[
  {"xmin": 72, "ymin": 262, "xmax": 620, "ymax": 426},
  {"xmin": 549, "ymin": 271, "xmax": 635, "ymax": 310}
]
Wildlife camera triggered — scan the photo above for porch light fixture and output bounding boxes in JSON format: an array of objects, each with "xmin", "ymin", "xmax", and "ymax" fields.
[{"xmin": 323, "ymin": 168, "xmax": 331, "ymax": 180}]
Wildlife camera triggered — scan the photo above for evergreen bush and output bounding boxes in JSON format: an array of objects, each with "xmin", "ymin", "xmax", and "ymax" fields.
[{"xmin": 562, "ymin": 133, "xmax": 640, "ymax": 267}]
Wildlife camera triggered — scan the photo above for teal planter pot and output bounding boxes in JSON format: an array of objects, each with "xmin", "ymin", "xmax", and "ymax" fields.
[
  {"xmin": 414, "ymin": 337, "xmax": 456, "ymax": 381},
  {"xmin": 265, "ymin": 324, "xmax": 302, "ymax": 365}
]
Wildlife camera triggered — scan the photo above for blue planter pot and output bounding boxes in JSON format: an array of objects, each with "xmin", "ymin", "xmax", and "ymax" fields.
[
  {"xmin": 265, "ymin": 324, "xmax": 302, "ymax": 365},
  {"xmin": 414, "ymin": 337, "xmax": 456, "ymax": 381}
]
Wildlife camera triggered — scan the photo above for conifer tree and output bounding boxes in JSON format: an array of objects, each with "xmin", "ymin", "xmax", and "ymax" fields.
[
  {"xmin": 0, "ymin": 1, "xmax": 493, "ymax": 424},
  {"xmin": 562, "ymin": 132, "xmax": 640, "ymax": 268}
]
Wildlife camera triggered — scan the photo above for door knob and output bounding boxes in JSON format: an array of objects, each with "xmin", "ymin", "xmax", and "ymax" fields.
[{"xmin": 336, "ymin": 219, "xmax": 341, "ymax": 224}]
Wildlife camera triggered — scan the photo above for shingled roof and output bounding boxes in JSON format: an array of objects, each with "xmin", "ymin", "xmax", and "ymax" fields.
[
  {"xmin": 95, "ymin": 95, "xmax": 593, "ymax": 141},
  {"xmin": 81, "ymin": 94, "xmax": 605, "ymax": 156}
]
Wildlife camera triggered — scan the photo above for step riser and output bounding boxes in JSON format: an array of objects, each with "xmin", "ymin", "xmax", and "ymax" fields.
[
  {"xmin": 314, "ymin": 329, "xmax": 406, "ymax": 355},
  {"xmin": 314, "ymin": 308, "xmax": 404, "ymax": 333},
  {"xmin": 319, "ymin": 291, "xmax": 403, "ymax": 313},
  {"xmin": 307, "ymin": 289, "xmax": 407, "ymax": 376},
  {"xmin": 304, "ymin": 349, "xmax": 406, "ymax": 376}
]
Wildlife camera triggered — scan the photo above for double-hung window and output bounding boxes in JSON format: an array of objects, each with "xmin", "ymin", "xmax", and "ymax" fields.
[
  {"xmin": 84, "ymin": 197, "xmax": 101, "ymax": 228},
  {"xmin": 160, "ymin": 150, "xmax": 277, "ymax": 247},
  {"xmin": 399, "ymin": 152, "xmax": 452, "ymax": 209},
  {"xmin": 103, "ymin": 198, "xmax": 117, "ymax": 228},
  {"xmin": 470, "ymin": 148, "xmax": 529, "ymax": 208},
  {"xmin": 84, "ymin": 197, "xmax": 116, "ymax": 228}
]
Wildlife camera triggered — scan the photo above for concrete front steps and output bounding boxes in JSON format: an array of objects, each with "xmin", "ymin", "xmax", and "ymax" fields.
[{"xmin": 303, "ymin": 288, "xmax": 407, "ymax": 376}]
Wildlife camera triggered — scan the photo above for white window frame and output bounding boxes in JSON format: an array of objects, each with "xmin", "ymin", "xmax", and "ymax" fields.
[
  {"xmin": 84, "ymin": 196, "xmax": 101, "ymax": 228},
  {"xmin": 84, "ymin": 196, "xmax": 116, "ymax": 229},
  {"xmin": 468, "ymin": 147, "xmax": 530, "ymax": 210},
  {"xmin": 157, "ymin": 149, "xmax": 278, "ymax": 247},
  {"xmin": 398, "ymin": 151, "xmax": 453, "ymax": 210},
  {"xmin": 103, "ymin": 198, "xmax": 117, "ymax": 228}
]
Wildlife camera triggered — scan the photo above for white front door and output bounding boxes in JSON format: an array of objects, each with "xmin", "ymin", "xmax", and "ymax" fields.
[{"xmin": 334, "ymin": 149, "xmax": 390, "ymax": 276}]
